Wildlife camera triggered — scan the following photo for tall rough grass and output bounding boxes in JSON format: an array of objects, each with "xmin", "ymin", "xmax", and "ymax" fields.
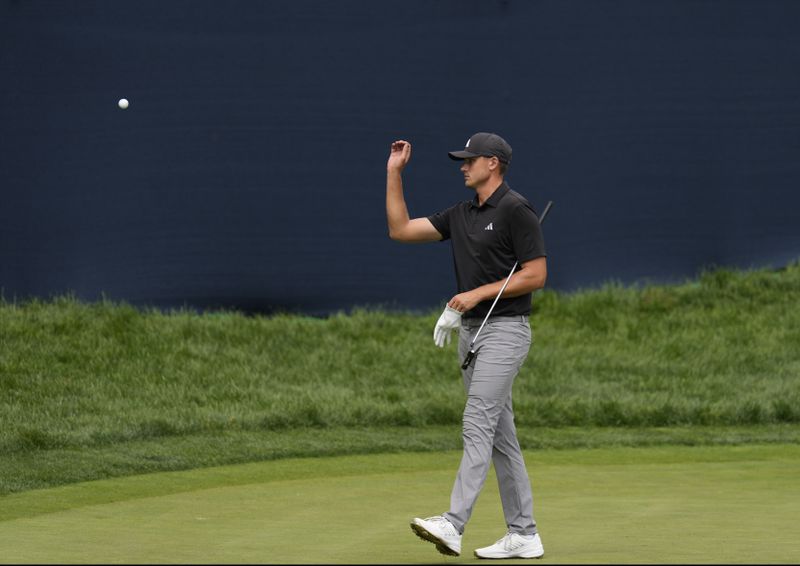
[{"xmin": 1, "ymin": 264, "xmax": 799, "ymax": 456}]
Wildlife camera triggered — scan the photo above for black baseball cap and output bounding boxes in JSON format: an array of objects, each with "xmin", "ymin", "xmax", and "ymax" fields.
[{"xmin": 448, "ymin": 132, "xmax": 512, "ymax": 164}]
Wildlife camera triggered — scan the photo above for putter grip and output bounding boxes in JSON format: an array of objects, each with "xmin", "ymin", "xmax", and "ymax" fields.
[{"xmin": 461, "ymin": 350, "xmax": 475, "ymax": 370}]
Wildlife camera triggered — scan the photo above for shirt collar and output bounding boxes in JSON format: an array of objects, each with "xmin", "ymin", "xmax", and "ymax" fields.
[{"xmin": 470, "ymin": 182, "xmax": 510, "ymax": 209}]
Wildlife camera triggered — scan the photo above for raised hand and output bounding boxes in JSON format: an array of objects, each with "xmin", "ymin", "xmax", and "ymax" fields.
[{"xmin": 387, "ymin": 140, "xmax": 412, "ymax": 172}]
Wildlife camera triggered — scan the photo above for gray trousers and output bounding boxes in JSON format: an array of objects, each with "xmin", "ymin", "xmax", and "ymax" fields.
[{"xmin": 443, "ymin": 315, "xmax": 537, "ymax": 536}]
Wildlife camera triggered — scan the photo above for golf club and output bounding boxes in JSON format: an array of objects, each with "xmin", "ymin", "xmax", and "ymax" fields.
[{"xmin": 461, "ymin": 200, "xmax": 553, "ymax": 370}]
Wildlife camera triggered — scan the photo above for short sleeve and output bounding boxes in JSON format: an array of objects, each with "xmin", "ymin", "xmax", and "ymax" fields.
[
  {"xmin": 511, "ymin": 204, "xmax": 547, "ymax": 262},
  {"xmin": 427, "ymin": 204, "xmax": 457, "ymax": 241}
]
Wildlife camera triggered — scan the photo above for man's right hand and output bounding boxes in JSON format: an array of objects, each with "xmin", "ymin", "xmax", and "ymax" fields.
[
  {"xmin": 387, "ymin": 140, "xmax": 412, "ymax": 173},
  {"xmin": 385, "ymin": 139, "xmax": 442, "ymax": 242}
]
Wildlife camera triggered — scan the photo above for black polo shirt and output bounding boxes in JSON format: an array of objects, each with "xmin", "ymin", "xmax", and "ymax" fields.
[{"xmin": 428, "ymin": 182, "xmax": 546, "ymax": 320}]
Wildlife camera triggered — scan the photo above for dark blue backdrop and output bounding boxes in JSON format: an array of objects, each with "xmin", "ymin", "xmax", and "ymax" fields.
[{"xmin": 2, "ymin": 0, "xmax": 799, "ymax": 314}]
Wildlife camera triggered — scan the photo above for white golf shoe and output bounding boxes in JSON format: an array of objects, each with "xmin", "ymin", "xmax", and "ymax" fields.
[
  {"xmin": 474, "ymin": 531, "xmax": 544, "ymax": 559},
  {"xmin": 410, "ymin": 515, "xmax": 462, "ymax": 556}
]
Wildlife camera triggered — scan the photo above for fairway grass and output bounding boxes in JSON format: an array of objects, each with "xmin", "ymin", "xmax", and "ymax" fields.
[
  {"xmin": 3, "ymin": 264, "xmax": 800, "ymax": 494},
  {"xmin": 3, "ymin": 424, "xmax": 800, "ymax": 495},
  {"xmin": 2, "ymin": 444, "xmax": 798, "ymax": 564}
]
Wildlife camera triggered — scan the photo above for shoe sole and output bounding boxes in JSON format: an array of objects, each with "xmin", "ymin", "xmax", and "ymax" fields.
[
  {"xmin": 409, "ymin": 522, "xmax": 460, "ymax": 557},
  {"xmin": 474, "ymin": 550, "xmax": 545, "ymax": 560}
]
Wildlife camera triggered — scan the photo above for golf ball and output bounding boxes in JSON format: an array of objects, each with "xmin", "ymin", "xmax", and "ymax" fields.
[{"xmin": 118, "ymin": 98, "xmax": 129, "ymax": 110}]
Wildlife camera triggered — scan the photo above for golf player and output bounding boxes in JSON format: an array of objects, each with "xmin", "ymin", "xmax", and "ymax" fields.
[{"xmin": 385, "ymin": 133, "xmax": 547, "ymax": 559}]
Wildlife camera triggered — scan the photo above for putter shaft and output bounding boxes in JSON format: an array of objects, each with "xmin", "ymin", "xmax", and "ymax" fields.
[{"xmin": 461, "ymin": 200, "xmax": 553, "ymax": 370}]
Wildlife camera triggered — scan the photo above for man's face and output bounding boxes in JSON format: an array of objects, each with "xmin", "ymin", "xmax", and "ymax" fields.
[{"xmin": 460, "ymin": 156, "xmax": 496, "ymax": 189}]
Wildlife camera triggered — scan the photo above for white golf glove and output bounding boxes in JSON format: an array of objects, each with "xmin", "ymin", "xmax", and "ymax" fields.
[{"xmin": 434, "ymin": 306, "xmax": 462, "ymax": 348}]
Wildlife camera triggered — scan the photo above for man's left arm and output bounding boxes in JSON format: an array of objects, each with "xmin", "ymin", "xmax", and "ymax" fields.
[{"xmin": 447, "ymin": 257, "xmax": 547, "ymax": 313}]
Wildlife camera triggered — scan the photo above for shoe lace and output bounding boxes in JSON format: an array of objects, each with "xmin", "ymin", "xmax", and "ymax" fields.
[
  {"xmin": 498, "ymin": 532, "xmax": 524, "ymax": 550},
  {"xmin": 425, "ymin": 516, "xmax": 458, "ymax": 536}
]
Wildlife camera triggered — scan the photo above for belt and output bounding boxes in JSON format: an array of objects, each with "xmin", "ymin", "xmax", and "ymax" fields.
[{"xmin": 461, "ymin": 314, "xmax": 528, "ymax": 328}]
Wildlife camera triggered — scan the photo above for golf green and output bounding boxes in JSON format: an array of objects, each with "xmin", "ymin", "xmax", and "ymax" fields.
[{"xmin": 1, "ymin": 444, "xmax": 798, "ymax": 563}]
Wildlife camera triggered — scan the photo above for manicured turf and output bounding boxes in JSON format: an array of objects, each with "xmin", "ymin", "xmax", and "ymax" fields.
[
  {"xmin": 2, "ymin": 264, "xmax": 800, "ymax": 494},
  {"xmin": 2, "ymin": 444, "xmax": 798, "ymax": 564}
]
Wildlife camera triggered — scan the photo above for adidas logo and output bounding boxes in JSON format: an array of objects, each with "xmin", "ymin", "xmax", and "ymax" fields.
[{"xmin": 485, "ymin": 222, "xmax": 494, "ymax": 231}]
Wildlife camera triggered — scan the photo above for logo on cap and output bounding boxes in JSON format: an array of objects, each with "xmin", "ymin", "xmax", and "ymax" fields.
[{"xmin": 465, "ymin": 138, "xmax": 471, "ymax": 148}]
